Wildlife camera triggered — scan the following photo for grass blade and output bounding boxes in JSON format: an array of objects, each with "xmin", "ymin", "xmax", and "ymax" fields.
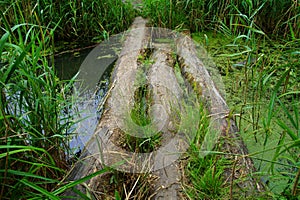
[
  {"xmin": 53, "ymin": 168, "xmax": 108, "ymax": 195},
  {"xmin": 0, "ymin": 169, "xmax": 57, "ymax": 183},
  {"xmin": 277, "ymin": 119, "xmax": 298, "ymax": 141},
  {"xmin": 20, "ymin": 179, "xmax": 60, "ymax": 200}
]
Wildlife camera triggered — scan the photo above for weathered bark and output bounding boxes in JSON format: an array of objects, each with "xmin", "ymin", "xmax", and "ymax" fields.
[
  {"xmin": 62, "ymin": 16, "xmax": 150, "ymax": 198},
  {"xmin": 63, "ymin": 18, "xmax": 264, "ymax": 199},
  {"xmin": 148, "ymin": 47, "xmax": 184, "ymax": 199},
  {"xmin": 176, "ymin": 36, "xmax": 265, "ymax": 194}
]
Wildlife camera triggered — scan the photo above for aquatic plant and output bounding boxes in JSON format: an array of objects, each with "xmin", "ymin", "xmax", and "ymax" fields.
[
  {"xmin": 0, "ymin": 0, "xmax": 136, "ymax": 42},
  {"xmin": 142, "ymin": 0, "xmax": 299, "ymax": 39},
  {"xmin": 142, "ymin": 0, "xmax": 299, "ymax": 198},
  {"xmin": 0, "ymin": 19, "xmax": 69, "ymax": 198},
  {"xmin": 0, "ymin": 0, "xmax": 299, "ymax": 199}
]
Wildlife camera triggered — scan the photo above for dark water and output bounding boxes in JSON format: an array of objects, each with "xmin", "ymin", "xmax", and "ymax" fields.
[
  {"xmin": 54, "ymin": 49, "xmax": 97, "ymax": 153},
  {"xmin": 54, "ymin": 49, "xmax": 92, "ymax": 80},
  {"xmin": 54, "ymin": 39, "xmax": 121, "ymax": 153}
]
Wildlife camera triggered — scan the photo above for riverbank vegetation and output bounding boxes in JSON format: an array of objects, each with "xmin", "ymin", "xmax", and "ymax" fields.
[
  {"xmin": 142, "ymin": 0, "xmax": 299, "ymax": 198},
  {"xmin": 1, "ymin": 0, "xmax": 299, "ymax": 199},
  {"xmin": 0, "ymin": 0, "xmax": 136, "ymax": 49},
  {"xmin": 0, "ymin": 1, "xmax": 136, "ymax": 199}
]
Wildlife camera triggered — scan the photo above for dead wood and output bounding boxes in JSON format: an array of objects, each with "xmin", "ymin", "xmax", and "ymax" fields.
[
  {"xmin": 62, "ymin": 16, "xmax": 150, "ymax": 199},
  {"xmin": 63, "ymin": 18, "xmax": 265, "ymax": 199},
  {"xmin": 176, "ymin": 36, "xmax": 265, "ymax": 195},
  {"xmin": 148, "ymin": 47, "xmax": 184, "ymax": 199}
]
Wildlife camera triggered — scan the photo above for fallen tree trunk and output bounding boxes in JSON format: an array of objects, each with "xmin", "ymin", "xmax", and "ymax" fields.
[
  {"xmin": 176, "ymin": 36, "xmax": 265, "ymax": 195},
  {"xmin": 63, "ymin": 18, "xmax": 264, "ymax": 199},
  {"xmin": 62, "ymin": 16, "xmax": 151, "ymax": 198},
  {"xmin": 148, "ymin": 47, "xmax": 183, "ymax": 199},
  {"xmin": 63, "ymin": 18, "xmax": 189, "ymax": 200}
]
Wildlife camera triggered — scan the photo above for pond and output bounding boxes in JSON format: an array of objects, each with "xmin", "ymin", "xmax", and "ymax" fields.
[{"xmin": 54, "ymin": 39, "xmax": 122, "ymax": 152}]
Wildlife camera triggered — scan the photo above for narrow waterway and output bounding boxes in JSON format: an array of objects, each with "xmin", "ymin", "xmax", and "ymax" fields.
[{"xmin": 53, "ymin": 43, "xmax": 119, "ymax": 153}]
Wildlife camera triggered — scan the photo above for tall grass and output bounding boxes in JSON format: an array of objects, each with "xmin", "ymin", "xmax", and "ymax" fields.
[
  {"xmin": 0, "ymin": 0, "xmax": 136, "ymax": 42},
  {"xmin": 198, "ymin": 4, "xmax": 299, "ymax": 198},
  {"xmin": 199, "ymin": 27, "xmax": 299, "ymax": 200},
  {"xmin": 142, "ymin": 0, "xmax": 299, "ymax": 39},
  {"xmin": 183, "ymin": 103, "xmax": 230, "ymax": 199},
  {"xmin": 142, "ymin": 0, "xmax": 299, "ymax": 198},
  {"xmin": 0, "ymin": 19, "xmax": 75, "ymax": 198}
]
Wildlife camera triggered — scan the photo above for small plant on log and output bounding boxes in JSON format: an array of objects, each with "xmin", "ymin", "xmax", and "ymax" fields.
[{"xmin": 116, "ymin": 48, "xmax": 162, "ymax": 153}]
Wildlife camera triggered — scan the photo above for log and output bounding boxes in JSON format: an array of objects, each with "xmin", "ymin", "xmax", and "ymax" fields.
[
  {"xmin": 176, "ymin": 36, "xmax": 265, "ymax": 195},
  {"xmin": 62, "ymin": 16, "xmax": 151, "ymax": 198},
  {"xmin": 148, "ymin": 47, "xmax": 183, "ymax": 199},
  {"xmin": 63, "ymin": 18, "xmax": 264, "ymax": 199},
  {"xmin": 64, "ymin": 18, "xmax": 189, "ymax": 199}
]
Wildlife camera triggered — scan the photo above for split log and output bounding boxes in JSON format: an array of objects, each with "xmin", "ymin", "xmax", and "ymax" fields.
[
  {"xmin": 63, "ymin": 17, "xmax": 187, "ymax": 199},
  {"xmin": 63, "ymin": 17, "xmax": 264, "ymax": 199},
  {"xmin": 176, "ymin": 36, "xmax": 265, "ymax": 195},
  {"xmin": 148, "ymin": 47, "xmax": 183, "ymax": 199},
  {"xmin": 62, "ymin": 16, "xmax": 150, "ymax": 198}
]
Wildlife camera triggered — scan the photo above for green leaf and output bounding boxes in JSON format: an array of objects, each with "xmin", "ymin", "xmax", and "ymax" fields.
[
  {"xmin": 0, "ymin": 32, "xmax": 10, "ymax": 56},
  {"xmin": 115, "ymin": 190, "xmax": 121, "ymax": 200},
  {"xmin": 218, "ymin": 49, "xmax": 252, "ymax": 57},
  {"xmin": 53, "ymin": 168, "xmax": 109, "ymax": 195},
  {"xmin": 279, "ymin": 139, "xmax": 300, "ymax": 155},
  {"xmin": 278, "ymin": 91, "xmax": 300, "ymax": 98},
  {"xmin": 2, "ymin": 43, "xmax": 29, "ymax": 83},
  {"xmin": 265, "ymin": 69, "xmax": 291, "ymax": 128},
  {"xmin": 277, "ymin": 119, "xmax": 298, "ymax": 141},
  {"xmin": 278, "ymin": 99, "xmax": 297, "ymax": 130},
  {"xmin": 0, "ymin": 149, "xmax": 31, "ymax": 159},
  {"xmin": 1, "ymin": 169, "xmax": 57, "ymax": 183},
  {"xmin": 0, "ymin": 145, "xmax": 55, "ymax": 165},
  {"xmin": 20, "ymin": 179, "xmax": 60, "ymax": 200}
]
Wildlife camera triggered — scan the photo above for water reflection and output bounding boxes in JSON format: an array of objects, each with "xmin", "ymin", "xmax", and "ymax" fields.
[
  {"xmin": 54, "ymin": 49, "xmax": 92, "ymax": 80},
  {"xmin": 54, "ymin": 38, "xmax": 122, "ymax": 153}
]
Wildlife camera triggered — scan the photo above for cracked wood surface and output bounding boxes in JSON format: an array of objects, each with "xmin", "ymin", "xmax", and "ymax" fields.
[
  {"xmin": 63, "ymin": 17, "xmax": 264, "ymax": 199},
  {"xmin": 176, "ymin": 36, "xmax": 265, "ymax": 195}
]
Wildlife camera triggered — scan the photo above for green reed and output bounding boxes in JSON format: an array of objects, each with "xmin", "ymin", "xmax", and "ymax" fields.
[
  {"xmin": 0, "ymin": 0, "xmax": 136, "ymax": 42},
  {"xmin": 0, "ymin": 21, "xmax": 70, "ymax": 198},
  {"xmin": 142, "ymin": 0, "xmax": 299, "ymax": 39},
  {"xmin": 213, "ymin": 31, "xmax": 299, "ymax": 198},
  {"xmin": 0, "ymin": 7, "xmax": 114, "ymax": 199},
  {"xmin": 213, "ymin": 18, "xmax": 299, "ymax": 199}
]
